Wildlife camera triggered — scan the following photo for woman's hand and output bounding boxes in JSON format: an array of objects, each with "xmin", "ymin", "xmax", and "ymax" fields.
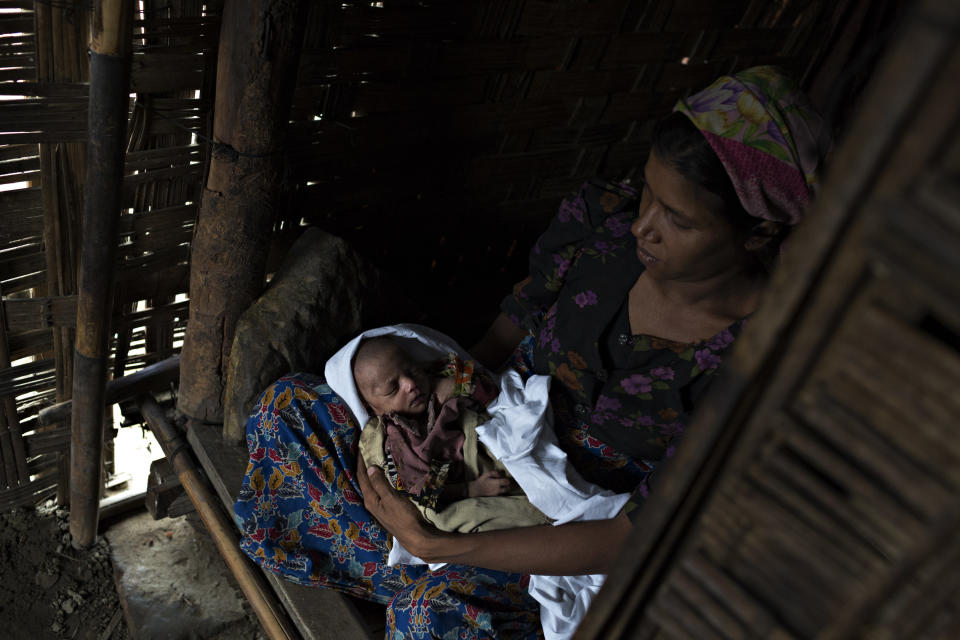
[
  {"xmin": 357, "ymin": 453, "xmax": 634, "ymax": 574},
  {"xmin": 356, "ymin": 453, "xmax": 443, "ymax": 559}
]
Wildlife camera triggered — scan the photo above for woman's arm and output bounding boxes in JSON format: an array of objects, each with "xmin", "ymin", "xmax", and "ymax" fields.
[
  {"xmin": 469, "ymin": 313, "xmax": 529, "ymax": 371},
  {"xmin": 358, "ymin": 455, "xmax": 633, "ymax": 576}
]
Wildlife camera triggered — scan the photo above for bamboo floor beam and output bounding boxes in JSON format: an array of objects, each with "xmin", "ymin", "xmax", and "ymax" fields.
[
  {"xmin": 137, "ymin": 394, "xmax": 299, "ymax": 640},
  {"xmin": 69, "ymin": 0, "xmax": 134, "ymax": 549},
  {"xmin": 39, "ymin": 354, "xmax": 180, "ymax": 426}
]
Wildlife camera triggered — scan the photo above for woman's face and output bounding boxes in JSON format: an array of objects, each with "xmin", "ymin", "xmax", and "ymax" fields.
[{"xmin": 631, "ymin": 150, "xmax": 749, "ymax": 282}]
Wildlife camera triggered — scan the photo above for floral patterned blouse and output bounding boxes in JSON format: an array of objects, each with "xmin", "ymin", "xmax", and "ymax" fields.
[{"xmin": 501, "ymin": 179, "xmax": 744, "ymax": 518}]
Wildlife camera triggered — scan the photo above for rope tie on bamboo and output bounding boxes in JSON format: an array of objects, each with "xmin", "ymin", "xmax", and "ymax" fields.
[{"xmin": 165, "ymin": 439, "xmax": 192, "ymax": 469}]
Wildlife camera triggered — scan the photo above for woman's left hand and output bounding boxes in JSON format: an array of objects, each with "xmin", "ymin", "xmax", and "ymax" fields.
[{"xmin": 356, "ymin": 453, "xmax": 440, "ymax": 558}]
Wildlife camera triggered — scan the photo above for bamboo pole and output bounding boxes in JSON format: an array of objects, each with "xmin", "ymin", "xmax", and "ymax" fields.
[
  {"xmin": 177, "ymin": 0, "xmax": 308, "ymax": 427},
  {"xmin": 69, "ymin": 0, "xmax": 134, "ymax": 549},
  {"xmin": 137, "ymin": 395, "xmax": 299, "ymax": 640},
  {"xmin": 39, "ymin": 354, "xmax": 181, "ymax": 426}
]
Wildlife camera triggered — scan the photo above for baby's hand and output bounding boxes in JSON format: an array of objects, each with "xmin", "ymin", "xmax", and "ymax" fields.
[
  {"xmin": 433, "ymin": 376, "xmax": 455, "ymax": 405},
  {"xmin": 467, "ymin": 470, "xmax": 511, "ymax": 498}
]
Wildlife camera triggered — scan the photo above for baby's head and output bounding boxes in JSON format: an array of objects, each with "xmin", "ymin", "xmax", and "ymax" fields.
[{"xmin": 352, "ymin": 336, "xmax": 431, "ymax": 417}]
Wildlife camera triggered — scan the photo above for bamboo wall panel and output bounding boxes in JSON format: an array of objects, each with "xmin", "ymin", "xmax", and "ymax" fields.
[
  {"xmin": 0, "ymin": 0, "xmax": 217, "ymax": 509},
  {"xmin": 279, "ymin": 0, "xmax": 876, "ymax": 340}
]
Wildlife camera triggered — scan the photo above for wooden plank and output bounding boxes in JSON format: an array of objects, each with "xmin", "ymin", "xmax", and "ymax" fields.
[{"xmin": 187, "ymin": 420, "xmax": 375, "ymax": 640}]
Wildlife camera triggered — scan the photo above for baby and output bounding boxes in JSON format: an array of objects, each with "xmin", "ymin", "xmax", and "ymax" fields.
[{"xmin": 352, "ymin": 335, "xmax": 549, "ymax": 531}]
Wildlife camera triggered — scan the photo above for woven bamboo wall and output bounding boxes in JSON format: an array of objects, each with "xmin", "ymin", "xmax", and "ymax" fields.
[
  {"xmin": 281, "ymin": 0, "xmax": 873, "ymax": 340},
  {"xmin": 0, "ymin": 0, "xmax": 892, "ymax": 509},
  {"xmin": 0, "ymin": 0, "xmax": 217, "ymax": 509}
]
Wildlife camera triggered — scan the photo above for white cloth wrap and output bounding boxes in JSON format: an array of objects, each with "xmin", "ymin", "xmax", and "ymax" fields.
[{"xmin": 324, "ymin": 324, "xmax": 631, "ymax": 640}]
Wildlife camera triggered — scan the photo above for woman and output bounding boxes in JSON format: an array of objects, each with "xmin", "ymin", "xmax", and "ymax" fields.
[{"xmin": 234, "ymin": 66, "xmax": 830, "ymax": 638}]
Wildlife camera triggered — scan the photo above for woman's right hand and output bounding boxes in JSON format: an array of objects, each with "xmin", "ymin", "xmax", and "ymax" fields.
[
  {"xmin": 358, "ymin": 453, "xmax": 634, "ymax": 575},
  {"xmin": 356, "ymin": 453, "xmax": 444, "ymax": 560}
]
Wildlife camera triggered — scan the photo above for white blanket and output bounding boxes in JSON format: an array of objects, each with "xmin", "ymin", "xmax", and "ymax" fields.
[{"xmin": 324, "ymin": 324, "xmax": 631, "ymax": 640}]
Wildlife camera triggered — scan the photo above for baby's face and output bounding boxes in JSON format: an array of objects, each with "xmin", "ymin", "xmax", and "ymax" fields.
[{"xmin": 354, "ymin": 343, "xmax": 431, "ymax": 417}]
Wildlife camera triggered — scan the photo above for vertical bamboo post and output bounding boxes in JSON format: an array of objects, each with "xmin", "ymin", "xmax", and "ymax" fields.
[
  {"xmin": 177, "ymin": 0, "xmax": 308, "ymax": 429},
  {"xmin": 70, "ymin": 0, "xmax": 134, "ymax": 549}
]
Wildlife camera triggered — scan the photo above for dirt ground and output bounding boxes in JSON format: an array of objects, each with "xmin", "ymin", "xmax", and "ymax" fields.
[
  {"xmin": 0, "ymin": 501, "xmax": 130, "ymax": 640},
  {"xmin": 0, "ymin": 499, "xmax": 267, "ymax": 640}
]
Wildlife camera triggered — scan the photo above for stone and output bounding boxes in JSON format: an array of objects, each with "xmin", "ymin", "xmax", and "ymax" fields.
[
  {"xmin": 36, "ymin": 571, "xmax": 59, "ymax": 590},
  {"xmin": 106, "ymin": 512, "xmax": 255, "ymax": 639},
  {"xmin": 223, "ymin": 227, "xmax": 407, "ymax": 442}
]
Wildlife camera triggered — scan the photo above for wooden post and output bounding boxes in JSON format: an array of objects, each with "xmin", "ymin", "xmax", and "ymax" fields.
[
  {"xmin": 69, "ymin": 0, "xmax": 134, "ymax": 549},
  {"xmin": 137, "ymin": 395, "xmax": 299, "ymax": 640},
  {"xmin": 178, "ymin": 0, "xmax": 308, "ymax": 425}
]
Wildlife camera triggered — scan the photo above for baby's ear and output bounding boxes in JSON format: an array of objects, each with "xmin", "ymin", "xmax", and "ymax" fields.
[{"xmin": 744, "ymin": 220, "xmax": 784, "ymax": 252}]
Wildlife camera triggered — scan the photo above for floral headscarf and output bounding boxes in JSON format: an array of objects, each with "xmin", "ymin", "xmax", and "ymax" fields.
[{"xmin": 675, "ymin": 66, "xmax": 831, "ymax": 225}]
